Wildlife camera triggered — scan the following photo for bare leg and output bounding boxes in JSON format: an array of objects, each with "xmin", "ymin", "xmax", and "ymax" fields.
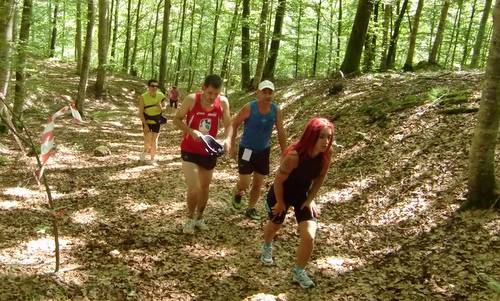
[
  {"xmin": 143, "ymin": 126, "xmax": 151, "ymax": 154},
  {"xmin": 234, "ymin": 174, "xmax": 251, "ymax": 196},
  {"xmin": 248, "ymin": 173, "xmax": 265, "ymax": 209},
  {"xmin": 182, "ymin": 161, "xmax": 200, "ymax": 219},
  {"xmin": 295, "ymin": 221, "xmax": 317, "ymax": 268},
  {"xmin": 263, "ymin": 220, "xmax": 282, "ymax": 243},
  {"xmin": 150, "ymin": 132, "xmax": 159, "ymax": 160},
  {"xmin": 196, "ymin": 166, "xmax": 214, "ymax": 219}
]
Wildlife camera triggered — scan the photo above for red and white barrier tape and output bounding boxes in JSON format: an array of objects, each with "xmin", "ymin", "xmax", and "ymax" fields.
[{"xmin": 35, "ymin": 102, "xmax": 82, "ymax": 182}]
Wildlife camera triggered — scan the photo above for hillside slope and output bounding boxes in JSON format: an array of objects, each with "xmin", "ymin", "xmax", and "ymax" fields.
[{"xmin": 0, "ymin": 61, "xmax": 498, "ymax": 300}]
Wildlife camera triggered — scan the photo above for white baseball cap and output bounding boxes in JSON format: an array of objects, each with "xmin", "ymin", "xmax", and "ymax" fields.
[{"xmin": 258, "ymin": 80, "xmax": 275, "ymax": 91}]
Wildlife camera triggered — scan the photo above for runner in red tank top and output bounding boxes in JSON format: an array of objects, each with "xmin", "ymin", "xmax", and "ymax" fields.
[{"xmin": 173, "ymin": 74, "xmax": 233, "ymax": 234}]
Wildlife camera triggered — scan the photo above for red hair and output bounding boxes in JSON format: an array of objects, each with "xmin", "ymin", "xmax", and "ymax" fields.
[{"xmin": 286, "ymin": 117, "xmax": 334, "ymax": 168}]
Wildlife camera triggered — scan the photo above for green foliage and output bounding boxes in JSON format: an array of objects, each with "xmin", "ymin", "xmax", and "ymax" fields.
[
  {"xmin": 359, "ymin": 93, "xmax": 427, "ymax": 126},
  {"xmin": 91, "ymin": 110, "xmax": 123, "ymax": 122},
  {"xmin": 428, "ymin": 87, "xmax": 471, "ymax": 106},
  {"xmin": 0, "ymin": 155, "xmax": 8, "ymax": 166}
]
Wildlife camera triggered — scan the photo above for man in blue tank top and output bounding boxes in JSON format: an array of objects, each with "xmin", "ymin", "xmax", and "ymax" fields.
[{"xmin": 229, "ymin": 80, "xmax": 287, "ymax": 220}]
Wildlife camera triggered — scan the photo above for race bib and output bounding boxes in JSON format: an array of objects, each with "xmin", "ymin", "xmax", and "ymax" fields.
[{"xmin": 242, "ymin": 148, "xmax": 252, "ymax": 161}]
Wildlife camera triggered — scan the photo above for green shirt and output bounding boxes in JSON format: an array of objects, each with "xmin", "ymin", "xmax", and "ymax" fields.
[{"xmin": 142, "ymin": 91, "xmax": 165, "ymax": 124}]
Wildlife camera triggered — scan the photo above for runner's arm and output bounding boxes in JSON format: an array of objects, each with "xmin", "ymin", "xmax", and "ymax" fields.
[
  {"xmin": 173, "ymin": 94, "xmax": 196, "ymax": 137},
  {"xmin": 273, "ymin": 151, "xmax": 299, "ymax": 208},
  {"xmin": 220, "ymin": 96, "xmax": 233, "ymax": 152},
  {"xmin": 275, "ymin": 107, "xmax": 287, "ymax": 153},
  {"xmin": 229, "ymin": 104, "xmax": 251, "ymax": 149},
  {"xmin": 138, "ymin": 96, "xmax": 147, "ymax": 124}
]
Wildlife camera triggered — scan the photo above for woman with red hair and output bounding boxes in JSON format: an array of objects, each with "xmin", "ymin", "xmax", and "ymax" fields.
[{"xmin": 260, "ymin": 117, "xmax": 334, "ymax": 289}]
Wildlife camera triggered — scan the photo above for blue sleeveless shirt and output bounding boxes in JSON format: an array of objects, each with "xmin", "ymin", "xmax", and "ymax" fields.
[{"xmin": 240, "ymin": 100, "xmax": 277, "ymax": 152}]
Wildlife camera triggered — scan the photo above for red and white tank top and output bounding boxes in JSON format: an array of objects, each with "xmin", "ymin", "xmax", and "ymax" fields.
[{"xmin": 180, "ymin": 92, "xmax": 224, "ymax": 155}]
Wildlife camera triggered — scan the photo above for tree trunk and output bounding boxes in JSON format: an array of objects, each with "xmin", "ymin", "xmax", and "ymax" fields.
[
  {"xmin": 49, "ymin": 1, "xmax": 58, "ymax": 58},
  {"xmin": 448, "ymin": 0, "xmax": 463, "ymax": 68},
  {"xmin": 110, "ymin": 0, "xmax": 118, "ymax": 61},
  {"xmin": 481, "ymin": 24, "xmax": 494, "ymax": 67},
  {"xmin": 188, "ymin": 1, "xmax": 205, "ymax": 91},
  {"xmin": 130, "ymin": 0, "xmax": 142, "ymax": 76},
  {"xmin": 122, "ymin": 0, "xmax": 132, "ymax": 72},
  {"xmin": 158, "ymin": 0, "xmax": 171, "ymax": 92},
  {"xmin": 209, "ymin": 0, "xmax": 223, "ymax": 74},
  {"xmin": 465, "ymin": 0, "xmax": 500, "ymax": 209},
  {"xmin": 403, "ymin": 0, "xmax": 423, "ymax": 71},
  {"xmin": 76, "ymin": 0, "xmax": 82, "ymax": 72},
  {"xmin": 340, "ymin": 0, "xmax": 372, "ymax": 75},
  {"xmin": 294, "ymin": 1, "xmax": 302, "ymax": 78},
  {"xmin": 0, "ymin": 0, "xmax": 15, "ymax": 97},
  {"xmin": 461, "ymin": 0, "xmax": 477, "ymax": 67},
  {"xmin": 150, "ymin": 0, "xmax": 163, "ymax": 79},
  {"xmin": 429, "ymin": 0, "xmax": 450, "ymax": 65},
  {"xmin": 328, "ymin": 0, "xmax": 335, "ymax": 74},
  {"xmin": 95, "ymin": 0, "xmax": 108, "ymax": 97},
  {"xmin": 13, "ymin": 0, "xmax": 33, "ymax": 120},
  {"xmin": 253, "ymin": 0, "xmax": 269, "ymax": 88},
  {"xmin": 183, "ymin": 0, "xmax": 195, "ymax": 83},
  {"xmin": 470, "ymin": 0, "xmax": 493, "ymax": 68},
  {"xmin": 220, "ymin": 0, "xmax": 241, "ymax": 81},
  {"xmin": 385, "ymin": 0, "xmax": 408, "ymax": 70},
  {"xmin": 174, "ymin": 0, "xmax": 187, "ymax": 86},
  {"xmin": 262, "ymin": 0, "xmax": 286, "ymax": 80},
  {"xmin": 379, "ymin": 3, "xmax": 391, "ymax": 70},
  {"xmin": 363, "ymin": 0, "xmax": 379, "ymax": 72},
  {"xmin": 76, "ymin": 0, "xmax": 94, "ymax": 116},
  {"xmin": 312, "ymin": 0, "xmax": 321, "ymax": 76},
  {"xmin": 241, "ymin": 0, "xmax": 250, "ymax": 89},
  {"xmin": 336, "ymin": 0, "xmax": 342, "ymax": 68}
]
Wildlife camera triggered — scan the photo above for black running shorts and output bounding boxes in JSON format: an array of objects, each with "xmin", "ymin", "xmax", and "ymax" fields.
[
  {"xmin": 181, "ymin": 151, "xmax": 217, "ymax": 170},
  {"xmin": 238, "ymin": 147, "xmax": 271, "ymax": 175}
]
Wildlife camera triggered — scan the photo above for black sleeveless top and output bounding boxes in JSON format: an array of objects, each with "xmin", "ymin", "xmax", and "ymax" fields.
[{"xmin": 270, "ymin": 153, "xmax": 323, "ymax": 206}]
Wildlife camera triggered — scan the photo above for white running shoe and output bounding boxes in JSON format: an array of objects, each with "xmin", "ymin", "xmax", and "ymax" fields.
[
  {"xmin": 182, "ymin": 218, "xmax": 196, "ymax": 234},
  {"xmin": 195, "ymin": 219, "xmax": 209, "ymax": 231}
]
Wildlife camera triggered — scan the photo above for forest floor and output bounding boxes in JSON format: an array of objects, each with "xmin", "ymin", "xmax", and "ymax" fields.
[{"xmin": 0, "ymin": 60, "xmax": 499, "ymax": 301}]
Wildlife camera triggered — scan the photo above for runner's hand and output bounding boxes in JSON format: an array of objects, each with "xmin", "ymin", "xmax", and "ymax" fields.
[
  {"xmin": 272, "ymin": 202, "xmax": 287, "ymax": 216},
  {"xmin": 143, "ymin": 124, "xmax": 150, "ymax": 133},
  {"xmin": 301, "ymin": 201, "xmax": 320, "ymax": 218},
  {"xmin": 190, "ymin": 129, "xmax": 203, "ymax": 141}
]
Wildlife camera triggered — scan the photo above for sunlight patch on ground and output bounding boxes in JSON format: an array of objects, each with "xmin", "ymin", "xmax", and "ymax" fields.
[
  {"xmin": 374, "ymin": 195, "xmax": 430, "ymax": 225},
  {"xmin": 3, "ymin": 187, "xmax": 40, "ymax": 199},
  {"xmin": 183, "ymin": 244, "xmax": 236, "ymax": 260},
  {"xmin": 343, "ymin": 91, "xmax": 366, "ymax": 100},
  {"xmin": 212, "ymin": 170, "xmax": 238, "ymax": 182},
  {"xmin": 166, "ymin": 161, "xmax": 182, "ymax": 167},
  {"xmin": 482, "ymin": 218, "xmax": 500, "ymax": 237},
  {"xmin": 108, "ymin": 165, "xmax": 158, "ymax": 181},
  {"xmin": 280, "ymin": 90, "xmax": 304, "ymax": 109},
  {"xmin": 0, "ymin": 200, "xmax": 22, "ymax": 210},
  {"xmin": 103, "ymin": 121, "xmax": 124, "ymax": 128},
  {"xmin": 333, "ymin": 142, "xmax": 368, "ymax": 162},
  {"xmin": 124, "ymin": 131, "xmax": 143, "ymax": 137},
  {"xmin": 70, "ymin": 207, "xmax": 99, "ymax": 225},
  {"xmin": 314, "ymin": 256, "xmax": 363, "ymax": 277},
  {"xmin": 243, "ymin": 293, "xmax": 287, "ymax": 301},
  {"xmin": 318, "ymin": 177, "xmax": 375, "ymax": 204},
  {"xmin": 0, "ymin": 236, "xmax": 81, "ymax": 267},
  {"xmin": 129, "ymin": 202, "xmax": 151, "ymax": 212}
]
